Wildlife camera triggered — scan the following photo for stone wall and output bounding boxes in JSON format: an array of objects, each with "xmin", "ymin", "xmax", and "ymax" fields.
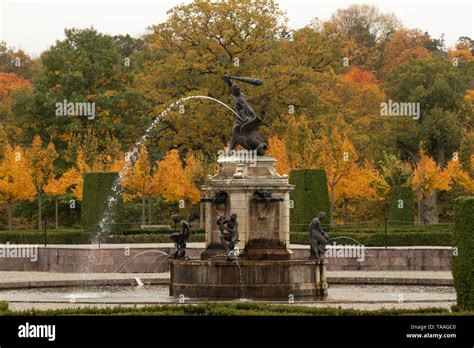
[{"xmin": 0, "ymin": 245, "xmax": 452, "ymax": 273}]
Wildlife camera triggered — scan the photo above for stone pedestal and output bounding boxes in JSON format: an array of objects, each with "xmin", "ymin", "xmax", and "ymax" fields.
[
  {"xmin": 169, "ymin": 155, "xmax": 328, "ymax": 299},
  {"xmin": 170, "ymin": 259, "xmax": 328, "ymax": 298},
  {"xmin": 200, "ymin": 156, "xmax": 293, "ymax": 261}
]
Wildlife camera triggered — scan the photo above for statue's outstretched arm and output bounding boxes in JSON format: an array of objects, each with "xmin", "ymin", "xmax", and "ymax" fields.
[{"xmin": 222, "ymin": 74, "xmax": 233, "ymax": 89}]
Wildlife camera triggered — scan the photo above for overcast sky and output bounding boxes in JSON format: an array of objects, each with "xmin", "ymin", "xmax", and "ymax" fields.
[{"xmin": 0, "ymin": 0, "xmax": 472, "ymax": 57}]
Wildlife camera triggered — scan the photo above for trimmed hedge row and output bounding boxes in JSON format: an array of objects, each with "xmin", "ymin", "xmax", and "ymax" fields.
[
  {"xmin": 388, "ymin": 186, "xmax": 415, "ymax": 224},
  {"xmin": 290, "ymin": 231, "xmax": 453, "ymax": 246},
  {"xmin": 0, "ymin": 230, "xmax": 452, "ymax": 246},
  {"xmin": 330, "ymin": 224, "xmax": 452, "ymax": 234},
  {"xmin": 290, "ymin": 169, "xmax": 331, "ymax": 231},
  {"xmin": 82, "ymin": 172, "xmax": 124, "ymax": 235},
  {"xmin": 452, "ymin": 197, "xmax": 474, "ymax": 310},
  {"xmin": 1, "ymin": 301, "xmax": 470, "ymax": 316},
  {"xmin": 106, "ymin": 233, "xmax": 205, "ymax": 244},
  {"xmin": 0, "ymin": 230, "xmax": 90, "ymax": 244}
]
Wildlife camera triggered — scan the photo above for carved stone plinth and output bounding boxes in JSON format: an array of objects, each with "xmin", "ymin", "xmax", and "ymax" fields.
[{"xmin": 200, "ymin": 156, "xmax": 293, "ymax": 261}]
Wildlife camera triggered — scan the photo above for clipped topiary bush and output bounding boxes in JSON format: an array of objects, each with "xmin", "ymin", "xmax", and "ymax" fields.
[
  {"xmin": 452, "ymin": 196, "xmax": 474, "ymax": 310},
  {"xmin": 290, "ymin": 169, "xmax": 330, "ymax": 231},
  {"xmin": 388, "ymin": 186, "xmax": 415, "ymax": 225},
  {"xmin": 81, "ymin": 172, "xmax": 124, "ymax": 236}
]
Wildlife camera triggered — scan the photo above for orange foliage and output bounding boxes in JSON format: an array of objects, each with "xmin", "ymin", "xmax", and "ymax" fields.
[
  {"xmin": 0, "ymin": 72, "xmax": 31, "ymax": 105},
  {"xmin": 267, "ymin": 135, "xmax": 291, "ymax": 175},
  {"xmin": 122, "ymin": 146, "xmax": 152, "ymax": 201},
  {"xmin": 412, "ymin": 149, "xmax": 452, "ymax": 197},
  {"xmin": 0, "ymin": 144, "xmax": 36, "ymax": 204},
  {"xmin": 342, "ymin": 67, "xmax": 377, "ymax": 87},
  {"xmin": 151, "ymin": 149, "xmax": 199, "ymax": 204}
]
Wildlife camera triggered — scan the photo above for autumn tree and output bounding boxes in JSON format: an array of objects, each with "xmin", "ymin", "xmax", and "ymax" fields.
[
  {"xmin": 0, "ymin": 144, "xmax": 35, "ymax": 229},
  {"xmin": 335, "ymin": 161, "xmax": 387, "ymax": 222},
  {"xmin": 136, "ymin": 0, "xmax": 340, "ymax": 155},
  {"xmin": 43, "ymin": 168, "xmax": 80, "ymax": 228},
  {"xmin": 267, "ymin": 135, "xmax": 291, "ymax": 174},
  {"xmin": 329, "ymin": 4, "xmax": 401, "ymax": 69},
  {"xmin": 0, "ymin": 41, "xmax": 40, "ymax": 80},
  {"xmin": 313, "ymin": 125, "xmax": 359, "ymax": 218},
  {"xmin": 380, "ymin": 28, "xmax": 432, "ymax": 78},
  {"xmin": 443, "ymin": 154, "xmax": 474, "ymax": 194},
  {"xmin": 151, "ymin": 150, "xmax": 200, "ymax": 213},
  {"xmin": 27, "ymin": 136, "xmax": 58, "ymax": 229},
  {"xmin": 386, "ymin": 55, "xmax": 474, "ymax": 222},
  {"xmin": 379, "ymin": 152, "xmax": 413, "ymax": 188},
  {"xmin": 0, "ymin": 72, "xmax": 32, "ymax": 142},
  {"xmin": 122, "ymin": 146, "xmax": 153, "ymax": 224},
  {"xmin": 412, "ymin": 149, "xmax": 454, "ymax": 222},
  {"xmin": 23, "ymin": 28, "xmax": 148, "ymax": 155},
  {"xmin": 283, "ymin": 115, "xmax": 317, "ymax": 169}
]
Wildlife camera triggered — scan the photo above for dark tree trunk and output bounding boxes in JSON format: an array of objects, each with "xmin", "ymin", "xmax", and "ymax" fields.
[
  {"xmin": 141, "ymin": 196, "xmax": 146, "ymax": 225},
  {"xmin": 37, "ymin": 190, "xmax": 42, "ymax": 230},
  {"xmin": 148, "ymin": 197, "xmax": 152, "ymax": 225},
  {"xmin": 343, "ymin": 198, "xmax": 349, "ymax": 223},
  {"xmin": 422, "ymin": 192, "xmax": 439, "ymax": 224},
  {"xmin": 7, "ymin": 203, "xmax": 12, "ymax": 230},
  {"xmin": 329, "ymin": 186, "xmax": 335, "ymax": 221},
  {"xmin": 55, "ymin": 197, "xmax": 58, "ymax": 229}
]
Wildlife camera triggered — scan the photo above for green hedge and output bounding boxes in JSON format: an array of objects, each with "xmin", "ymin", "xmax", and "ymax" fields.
[
  {"xmin": 289, "ymin": 231, "xmax": 453, "ymax": 246},
  {"xmin": 453, "ymin": 197, "xmax": 474, "ymax": 310},
  {"xmin": 3, "ymin": 302, "xmax": 471, "ymax": 316},
  {"xmin": 106, "ymin": 233, "xmax": 205, "ymax": 244},
  {"xmin": 0, "ymin": 229, "xmax": 452, "ymax": 246},
  {"xmin": 330, "ymin": 224, "xmax": 452, "ymax": 234},
  {"xmin": 0, "ymin": 230, "xmax": 90, "ymax": 244},
  {"xmin": 82, "ymin": 172, "xmax": 124, "ymax": 236},
  {"xmin": 290, "ymin": 169, "xmax": 330, "ymax": 231},
  {"xmin": 388, "ymin": 186, "xmax": 415, "ymax": 224}
]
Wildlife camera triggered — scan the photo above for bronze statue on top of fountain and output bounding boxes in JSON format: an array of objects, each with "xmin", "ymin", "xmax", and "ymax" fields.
[
  {"xmin": 169, "ymin": 215, "xmax": 191, "ymax": 259},
  {"xmin": 222, "ymin": 74, "xmax": 267, "ymax": 156},
  {"xmin": 217, "ymin": 213, "xmax": 239, "ymax": 260},
  {"xmin": 309, "ymin": 212, "xmax": 328, "ymax": 260}
]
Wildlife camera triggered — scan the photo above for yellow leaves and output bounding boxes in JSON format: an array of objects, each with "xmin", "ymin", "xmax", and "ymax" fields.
[
  {"xmin": 0, "ymin": 72, "xmax": 32, "ymax": 106},
  {"xmin": 314, "ymin": 126, "xmax": 358, "ymax": 187},
  {"xmin": 44, "ymin": 167, "xmax": 80, "ymax": 197},
  {"xmin": 342, "ymin": 67, "xmax": 377, "ymax": 87},
  {"xmin": 54, "ymin": 70, "xmax": 61, "ymax": 76},
  {"xmin": 0, "ymin": 144, "xmax": 36, "ymax": 204},
  {"xmin": 150, "ymin": 149, "xmax": 200, "ymax": 204},
  {"xmin": 335, "ymin": 161, "xmax": 388, "ymax": 201},
  {"xmin": 284, "ymin": 115, "xmax": 316, "ymax": 169},
  {"xmin": 448, "ymin": 49, "xmax": 474, "ymax": 61},
  {"xmin": 122, "ymin": 146, "xmax": 152, "ymax": 201},
  {"xmin": 27, "ymin": 135, "xmax": 58, "ymax": 191},
  {"xmin": 267, "ymin": 135, "xmax": 291, "ymax": 175},
  {"xmin": 441, "ymin": 155, "xmax": 474, "ymax": 194},
  {"xmin": 412, "ymin": 149, "xmax": 453, "ymax": 197}
]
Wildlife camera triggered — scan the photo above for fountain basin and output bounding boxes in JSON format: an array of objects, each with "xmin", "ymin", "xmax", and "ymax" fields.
[{"xmin": 169, "ymin": 259, "xmax": 328, "ymax": 298}]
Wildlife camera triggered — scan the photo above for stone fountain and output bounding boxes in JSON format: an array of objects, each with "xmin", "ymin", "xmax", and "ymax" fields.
[{"xmin": 169, "ymin": 75, "xmax": 327, "ymax": 299}]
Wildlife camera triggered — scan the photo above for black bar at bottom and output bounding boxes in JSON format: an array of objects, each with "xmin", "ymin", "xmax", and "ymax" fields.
[{"xmin": 0, "ymin": 315, "xmax": 472, "ymax": 346}]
